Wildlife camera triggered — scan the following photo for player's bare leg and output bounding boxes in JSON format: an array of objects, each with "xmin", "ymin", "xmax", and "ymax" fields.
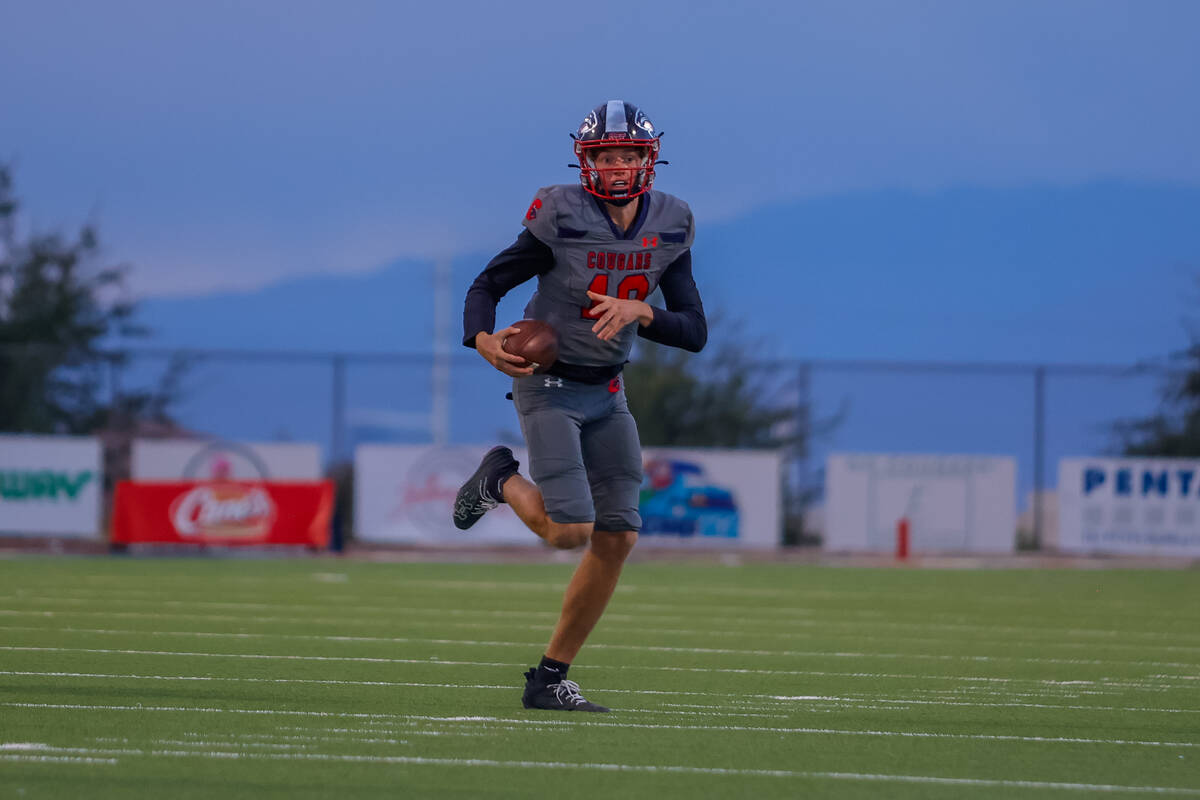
[
  {"xmin": 520, "ymin": 528, "xmax": 636, "ymax": 712},
  {"xmin": 544, "ymin": 530, "xmax": 637, "ymax": 663},
  {"xmin": 502, "ymin": 474, "xmax": 635, "ymax": 655},
  {"xmin": 501, "ymin": 473, "xmax": 590, "ymax": 550}
]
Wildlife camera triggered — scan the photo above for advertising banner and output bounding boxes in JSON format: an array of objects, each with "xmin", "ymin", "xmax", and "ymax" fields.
[
  {"xmin": 1059, "ymin": 457, "xmax": 1200, "ymax": 556},
  {"xmin": 825, "ymin": 452, "xmax": 1017, "ymax": 553},
  {"xmin": 111, "ymin": 480, "xmax": 333, "ymax": 548},
  {"xmin": 0, "ymin": 434, "xmax": 102, "ymax": 538},
  {"xmin": 132, "ymin": 439, "xmax": 322, "ymax": 480},
  {"xmin": 639, "ymin": 448, "xmax": 781, "ymax": 548},
  {"xmin": 354, "ymin": 444, "xmax": 782, "ymax": 548}
]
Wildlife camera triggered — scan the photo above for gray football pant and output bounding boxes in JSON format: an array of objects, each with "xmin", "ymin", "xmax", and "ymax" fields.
[{"xmin": 511, "ymin": 374, "xmax": 643, "ymax": 532}]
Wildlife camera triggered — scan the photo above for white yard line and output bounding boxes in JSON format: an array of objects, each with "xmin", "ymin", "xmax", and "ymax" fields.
[
  {"xmin": 6, "ymin": 623, "xmax": 1199, "ymax": 667},
  {"xmin": 0, "ymin": 754, "xmax": 118, "ymax": 765},
  {"xmin": 2, "ymin": 648, "xmax": 1196, "ymax": 693},
  {"xmin": 0, "ymin": 646, "xmax": 523, "ymax": 668},
  {"xmin": 5, "ymin": 624, "xmax": 1199, "ymax": 670},
  {"xmin": 2, "ymin": 742, "xmax": 1197, "ymax": 794},
  {"xmin": 21, "ymin": 586, "xmax": 1191, "ymax": 634},
  {"xmin": 8, "ymin": 587, "xmax": 1069, "ymax": 624},
  {"xmin": 14, "ymin": 622, "xmax": 1200, "ymax": 666},
  {"xmin": 9, "ymin": 696, "xmax": 1200, "ymax": 734},
  {"xmin": 6, "ymin": 608, "xmax": 1200, "ymax": 660},
  {"xmin": 3, "ymin": 596, "xmax": 1196, "ymax": 644},
  {"xmin": 50, "ymin": 574, "xmax": 1191, "ymax": 620},
  {"xmin": 0, "ymin": 608, "xmax": 553, "ymax": 635}
]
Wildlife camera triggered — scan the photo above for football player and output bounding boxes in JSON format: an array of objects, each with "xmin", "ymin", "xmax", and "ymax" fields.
[{"xmin": 456, "ymin": 100, "xmax": 707, "ymax": 712}]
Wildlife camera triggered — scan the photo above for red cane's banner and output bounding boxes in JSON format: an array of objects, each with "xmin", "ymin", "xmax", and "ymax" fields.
[{"xmin": 112, "ymin": 480, "xmax": 333, "ymax": 548}]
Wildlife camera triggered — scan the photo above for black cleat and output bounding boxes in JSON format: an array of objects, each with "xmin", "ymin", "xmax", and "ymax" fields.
[
  {"xmin": 521, "ymin": 668, "xmax": 610, "ymax": 712},
  {"xmin": 452, "ymin": 446, "xmax": 520, "ymax": 531}
]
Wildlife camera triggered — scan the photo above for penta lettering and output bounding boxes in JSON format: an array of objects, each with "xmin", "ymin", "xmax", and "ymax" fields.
[{"xmin": 1083, "ymin": 466, "xmax": 1200, "ymax": 498}]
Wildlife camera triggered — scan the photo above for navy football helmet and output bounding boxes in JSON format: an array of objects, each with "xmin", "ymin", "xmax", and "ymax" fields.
[{"xmin": 573, "ymin": 100, "xmax": 662, "ymax": 202}]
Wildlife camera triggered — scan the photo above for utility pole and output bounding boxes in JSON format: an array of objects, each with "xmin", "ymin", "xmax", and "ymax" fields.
[{"xmin": 431, "ymin": 256, "xmax": 452, "ymax": 446}]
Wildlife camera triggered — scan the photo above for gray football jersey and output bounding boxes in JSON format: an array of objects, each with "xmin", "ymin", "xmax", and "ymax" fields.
[{"xmin": 521, "ymin": 184, "xmax": 695, "ymax": 367}]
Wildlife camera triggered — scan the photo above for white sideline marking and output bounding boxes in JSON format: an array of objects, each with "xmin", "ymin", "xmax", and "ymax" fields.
[
  {"xmin": 6, "ymin": 702, "xmax": 1200, "ymax": 747},
  {"xmin": 154, "ymin": 738, "xmax": 313, "ymax": 751},
  {"xmin": 3, "ymin": 647, "xmax": 1197, "ymax": 694},
  {"xmin": 0, "ymin": 608, "xmax": 550, "ymax": 636},
  {"xmin": 0, "ymin": 670, "xmax": 783, "ymax": 710},
  {"xmin": 53, "ymin": 575, "xmax": 1189, "ymax": 626},
  {"xmin": 6, "ymin": 641, "xmax": 1199, "ymax": 686},
  {"xmin": 0, "ymin": 742, "xmax": 117, "ymax": 765},
  {"xmin": 11, "ymin": 618, "xmax": 1200, "ymax": 671},
  {"xmin": 0, "ymin": 646, "xmax": 521, "ymax": 669},
  {"xmin": 3, "ymin": 596, "xmax": 1196, "ymax": 645},
  {"xmin": 0, "ymin": 596, "xmax": 567, "ymax": 621},
  {"xmin": 9, "ymin": 743, "xmax": 1200, "ymax": 794},
  {"xmin": 0, "ymin": 754, "xmax": 118, "ymax": 765},
  {"xmin": 5, "ymin": 607, "xmax": 1199, "ymax": 659},
  {"xmin": 14, "ymin": 623, "xmax": 1200, "ymax": 671},
  {"xmin": 0, "ymin": 670, "xmax": 782, "ymax": 719},
  {"xmin": 171, "ymin": 734, "xmax": 410, "ymax": 748}
]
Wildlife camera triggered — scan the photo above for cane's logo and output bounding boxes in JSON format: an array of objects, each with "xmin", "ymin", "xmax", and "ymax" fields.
[
  {"xmin": 169, "ymin": 484, "xmax": 276, "ymax": 539},
  {"xmin": 526, "ymin": 197, "xmax": 542, "ymax": 221}
]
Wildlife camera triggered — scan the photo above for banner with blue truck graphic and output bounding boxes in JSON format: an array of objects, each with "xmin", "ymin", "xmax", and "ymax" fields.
[{"xmin": 355, "ymin": 445, "xmax": 783, "ymax": 548}]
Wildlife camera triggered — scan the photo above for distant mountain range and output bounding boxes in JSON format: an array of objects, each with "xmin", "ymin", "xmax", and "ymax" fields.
[
  {"xmin": 133, "ymin": 181, "xmax": 1200, "ymax": 365},
  {"xmin": 124, "ymin": 182, "xmax": 1200, "ymax": 497}
]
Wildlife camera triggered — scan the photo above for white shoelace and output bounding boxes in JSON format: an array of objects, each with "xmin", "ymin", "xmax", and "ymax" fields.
[
  {"xmin": 474, "ymin": 480, "xmax": 499, "ymax": 513},
  {"xmin": 453, "ymin": 480, "xmax": 498, "ymax": 521},
  {"xmin": 551, "ymin": 679, "xmax": 588, "ymax": 706}
]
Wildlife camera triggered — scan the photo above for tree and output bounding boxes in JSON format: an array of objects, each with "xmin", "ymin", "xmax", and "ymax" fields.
[
  {"xmin": 626, "ymin": 326, "xmax": 802, "ymax": 449},
  {"xmin": 1114, "ymin": 341, "xmax": 1200, "ymax": 456},
  {"xmin": 0, "ymin": 162, "xmax": 169, "ymax": 435}
]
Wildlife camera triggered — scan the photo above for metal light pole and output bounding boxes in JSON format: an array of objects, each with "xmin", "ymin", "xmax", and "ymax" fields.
[{"xmin": 431, "ymin": 256, "xmax": 452, "ymax": 446}]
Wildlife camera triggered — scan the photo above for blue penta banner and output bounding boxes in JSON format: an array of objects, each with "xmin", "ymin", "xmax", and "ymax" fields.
[{"xmin": 1059, "ymin": 458, "xmax": 1200, "ymax": 556}]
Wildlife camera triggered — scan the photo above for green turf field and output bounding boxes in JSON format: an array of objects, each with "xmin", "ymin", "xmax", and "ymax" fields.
[{"xmin": 1, "ymin": 556, "xmax": 1198, "ymax": 798}]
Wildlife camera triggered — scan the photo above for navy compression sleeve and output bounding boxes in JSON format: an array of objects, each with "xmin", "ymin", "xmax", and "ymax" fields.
[
  {"xmin": 637, "ymin": 249, "xmax": 707, "ymax": 352},
  {"xmin": 462, "ymin": 230, "xmax": 555, "ymax": 348}
]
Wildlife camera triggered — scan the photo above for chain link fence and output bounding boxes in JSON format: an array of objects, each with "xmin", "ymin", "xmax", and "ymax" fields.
[{"xmin": 0, "ymin": 345, "xmax": 1174, "ymax": 547}]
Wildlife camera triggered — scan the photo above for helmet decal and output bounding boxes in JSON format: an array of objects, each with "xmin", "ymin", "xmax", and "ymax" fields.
[
  {"xmin": 577, "ymin": 110, "xmax": 600, "ymax": 139},
  {"xmin": 633, "ymin": 109, "xmax": 654, "ymax": 137}
]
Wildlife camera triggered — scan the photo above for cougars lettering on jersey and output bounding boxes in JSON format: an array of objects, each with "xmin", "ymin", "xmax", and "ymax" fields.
[
  {"xmin": 586, "ymin": 251, "xmax": 653, "ymax": 271},
  {"xmin": 521, "ymin": 184, "xmax": 694, "ymax": 368}
]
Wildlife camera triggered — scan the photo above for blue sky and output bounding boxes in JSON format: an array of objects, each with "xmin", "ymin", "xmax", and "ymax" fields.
[{"xmin": 3, "ymin": 0, "xmax": 1198, "ymax": 304}]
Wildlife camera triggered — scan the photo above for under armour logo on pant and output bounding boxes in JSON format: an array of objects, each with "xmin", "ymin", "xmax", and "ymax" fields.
[{"xmin": 544, "ymin": 377, "xmax": 564, "ymax": 388}]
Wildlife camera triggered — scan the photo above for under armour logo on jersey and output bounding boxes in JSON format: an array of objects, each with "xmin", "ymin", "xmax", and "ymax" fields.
[
  {"xmin": 641, "ymin": 236, "xmax": 657, "ymax": 248},
  {"xmin": 544, "ymin": 377, "xmax": 564, "ymax": 388}
]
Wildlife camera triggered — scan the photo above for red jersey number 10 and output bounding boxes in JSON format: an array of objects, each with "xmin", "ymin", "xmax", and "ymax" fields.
[{"xmin": 582, "ymin": 274, "xmax": 651, "ymax": 319}]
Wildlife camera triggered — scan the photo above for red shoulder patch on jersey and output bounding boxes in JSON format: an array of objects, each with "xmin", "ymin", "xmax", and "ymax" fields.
[{"xmin": 525, "ymin": 197, "xmax": 543, "ymax": 221}]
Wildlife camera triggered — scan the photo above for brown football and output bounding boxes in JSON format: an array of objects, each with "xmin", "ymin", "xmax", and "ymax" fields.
[{"xmin": 502, "ymin": 319, "xmax": 559, "ymax": 373}]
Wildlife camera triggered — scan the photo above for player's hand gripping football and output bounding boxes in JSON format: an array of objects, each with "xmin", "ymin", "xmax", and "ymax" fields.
[
  {"xmin": 475, "ymin": 328, "xmax": 536, "ymax": 377},
  {"xmin": 586, "ymin": 291, "xmax": 654, "ymax": 342}
]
